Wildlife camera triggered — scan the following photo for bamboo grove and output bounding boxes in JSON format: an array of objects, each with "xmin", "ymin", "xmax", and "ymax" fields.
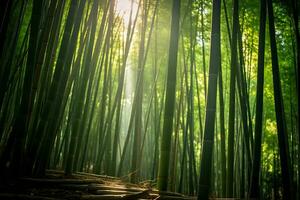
[{"xmin": 0, "ymin": 0, "xmax": 299, "ymax": 199}]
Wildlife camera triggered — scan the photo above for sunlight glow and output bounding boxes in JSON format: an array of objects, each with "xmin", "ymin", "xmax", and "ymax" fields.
[{"xmin": 115, "ymin": 0, "xmax": 138, "ymax": 25}]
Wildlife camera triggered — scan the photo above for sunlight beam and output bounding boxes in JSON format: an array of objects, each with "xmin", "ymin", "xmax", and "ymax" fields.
[{"xmin": 115, "ymin": 0, "xmax": 138, "ymax": 25}]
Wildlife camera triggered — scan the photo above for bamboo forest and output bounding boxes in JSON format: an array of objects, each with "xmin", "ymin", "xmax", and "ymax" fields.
[{"xmin": 0, "ymin": 0, "xmax": 299, "ymax": 199}]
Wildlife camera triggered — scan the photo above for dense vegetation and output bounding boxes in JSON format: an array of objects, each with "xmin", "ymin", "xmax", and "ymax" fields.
[{"xmin": 0, "ymin": 0, "xmax": 299, "ymax": 199}]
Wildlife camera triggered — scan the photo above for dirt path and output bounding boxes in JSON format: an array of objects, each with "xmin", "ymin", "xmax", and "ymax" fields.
[{"xmin": 0, "ymin": 170, "xmax": 196, "ymax": 200}]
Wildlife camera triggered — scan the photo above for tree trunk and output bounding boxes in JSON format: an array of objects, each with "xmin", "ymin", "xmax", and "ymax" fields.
[
  {"xmin": 197, "ymin": 0, "xmax": 221, "ymax": 198},
  {"xmin": 226, "ymin": 0, "xmax": 239, "ymax": 197},
  {"xmin": 157, "ymin": 0, "xmax": 180, "ymax": 191},
  {"xmin": 267, "ymin": 0, "xmax": 293, "ymax": 198},
  {"xmin": 249, "ymin": 0, "xmax": 266, "ymax": 197}
]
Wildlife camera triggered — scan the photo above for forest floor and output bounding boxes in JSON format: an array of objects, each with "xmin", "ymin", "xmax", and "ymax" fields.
[{"xmin": 0, "ymin": 170, "xmax": 197, "ymax": 200}]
